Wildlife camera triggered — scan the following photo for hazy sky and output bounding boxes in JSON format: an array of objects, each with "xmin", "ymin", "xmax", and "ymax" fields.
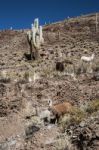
[{"xmin": 0, "ymin": 0, "xmax": 99, "ymax": 29}]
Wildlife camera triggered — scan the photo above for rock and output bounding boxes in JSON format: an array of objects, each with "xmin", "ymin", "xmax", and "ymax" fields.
[
  {"xmin": 56, "ymin": 62, "xmax": 64, "ymax": 72},
  {"xmin": 92, "ymin": 72, "xmax": 99, "ymax": 81},
  {"xmin": 25, "ymin": 124, "xmax": 40, "ymax": 139}
]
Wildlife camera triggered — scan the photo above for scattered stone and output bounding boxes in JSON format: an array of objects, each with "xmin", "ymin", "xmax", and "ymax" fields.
[{"xmin": 25, "ymin": 124, "xmax": 40, "ymax": 139}]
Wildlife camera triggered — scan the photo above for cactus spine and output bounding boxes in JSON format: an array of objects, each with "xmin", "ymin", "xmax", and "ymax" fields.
[{"xmin": 27, "ymin": 18, "xmax": 44, "ymax": 59}]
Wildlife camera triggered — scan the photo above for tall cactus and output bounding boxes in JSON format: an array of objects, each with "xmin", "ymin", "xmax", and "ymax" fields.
[{"xmin": 27, "ymin": 18, "xmax": 44, "ymax": 60}]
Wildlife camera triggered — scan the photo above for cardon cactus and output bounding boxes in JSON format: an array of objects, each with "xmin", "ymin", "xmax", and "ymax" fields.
[
  {"xmin": 27, "ymin": 18, "xmax": 44, "ymax": 60},
  {"xmin": 27, "ymin": 18, "xmax": 44, "ymax": 49}
]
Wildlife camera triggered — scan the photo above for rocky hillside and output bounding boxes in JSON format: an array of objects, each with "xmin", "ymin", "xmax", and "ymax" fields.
[{"xmin": 0, "ymin": 13, "xmax": 99, "ymax": 150}]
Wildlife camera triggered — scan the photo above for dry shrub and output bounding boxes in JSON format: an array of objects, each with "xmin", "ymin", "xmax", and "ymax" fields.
[
  {"xmin": 55, "ymin": 133, "xmax": 73, "ymax": 150},
  {"xmin": 81, "ymin": 62, "xmax": 88, "ymax": 73},
  {"xmin": 24, "ymin": 71, "xmax": 29, "ymax": 80},
  {"xmin": 74, "ymin": 62, "xmax": 82, "ymax": 75},
  {"xmin": 59, "ymin": 115, "xmax": 71, "ymax": 129},
  {"xmin": 70, "ymin": 107, "xmax": 86, "ymax": 124},
  {"xmin": 86, "ymin": 99, "xmax": 99, "ymax": 114},
  {"xmin": 92, "ymin": 61, "xmax": 99, "ymax": 72},
  {"xmin": 43, "ymin": 68, "xmax": 53, "ymax": 77},
  {"xmin": 65, "ymin": 64, "xmax": 74, "ymax": 75},
  {"xmin": 60, "ymin": 107, "xmax": 86, "ymax": 129}
]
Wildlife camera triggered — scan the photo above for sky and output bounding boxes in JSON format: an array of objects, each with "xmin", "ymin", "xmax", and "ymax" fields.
[{"xmin": 0, "ymin": 0, "xmax": 99, "ymax": 29}]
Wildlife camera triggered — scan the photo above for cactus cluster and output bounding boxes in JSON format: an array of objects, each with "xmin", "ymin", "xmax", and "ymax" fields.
[{"xmin": 27, "ymin": 18, "xmax": 44, "ymax": 49}]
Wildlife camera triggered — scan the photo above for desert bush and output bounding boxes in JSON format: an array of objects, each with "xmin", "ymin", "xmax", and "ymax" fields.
[
  {"xmin": 24, "ymin": 71, "xmax": 29, "ymax": 80},
  {"xmin": 55, "ymin": 133, "xmax": 73, "ymax": 150},
  {"xmin": 65, "ymin": 64, "xmax": 75, "ymax": 75},
  {"xmin": 74, "ymin": 62, "xmax": 82, "ymax": 75},
  {"xmin": 59, "ymin": 115, "xmax": 71, "ymax": 130},
  {"xmin": 0, "ymin": 70, "xmax": 11, "ymax": 83},
  {"xmin": 92, "ymin": 61, "xmax": 99, "ymax": 72},
  {"xmin": 70, "ymin": 107, "xmax": 86, "ymax": 124},
  {"xmin": 70, "ymin": 100, "xmax": 99, "ymax": 123},
  {"xmin": 86, "ymin": 99, "xmax": 99, "ymax": 114},
  {"xmin": 43, "ymin": 68, "xmax": 53, "ymax": 78},
  {"xmin": 81, "ymin": 62, "xmax": 88, "ymax": 73},
  {"xmin": 60, "ymin": 100, "xmax": 99, "ymax": 129},
  {"xmin": 55, "ymin": 138, "xmax": 72, "ymax": 150},
  {"xmin": 60, "ymin": 107, "xmax": 86, "ymax": 130}
]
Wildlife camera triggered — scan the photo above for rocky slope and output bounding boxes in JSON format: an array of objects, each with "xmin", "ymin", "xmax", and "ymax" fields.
[{"xmin": 0, "ymin": 13, "xmax": 99, "ymax": 150}]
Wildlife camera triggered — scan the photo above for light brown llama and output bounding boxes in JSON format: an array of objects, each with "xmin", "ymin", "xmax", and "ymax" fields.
[{"xmin": 48, "ymin": 100, "xmax": 73, "ymax": 123}]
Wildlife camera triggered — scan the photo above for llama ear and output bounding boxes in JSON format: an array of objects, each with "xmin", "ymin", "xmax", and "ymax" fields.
[{"xmin": 48, "ymin": 99, "xmax": 51, "ymax": 104}]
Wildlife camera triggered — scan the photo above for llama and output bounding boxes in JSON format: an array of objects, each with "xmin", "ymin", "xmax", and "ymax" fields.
[
  {"xmin": 81, "ymin": 53, "xmax": 95, "ymax": 74},
  {"xmin": 81, "ymin": 53, "xmax": 95, "ymax": 62},
  {"xmin": 48, "ymin": 99, "xmax": 73, "ymax": 123}
]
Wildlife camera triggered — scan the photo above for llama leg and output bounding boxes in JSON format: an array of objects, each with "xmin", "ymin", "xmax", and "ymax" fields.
[{"xmin": 55, "ymin": 115, "xmax": 60, "ymax": 124}]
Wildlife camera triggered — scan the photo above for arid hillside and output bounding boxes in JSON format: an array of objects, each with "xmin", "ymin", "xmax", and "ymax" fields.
[{"xmin": 0, "ymin": 13, "xmax": 99, "ymax": 150}]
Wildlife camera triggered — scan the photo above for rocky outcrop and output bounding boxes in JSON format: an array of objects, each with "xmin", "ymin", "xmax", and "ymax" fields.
[{"xmin": 65, "ymin": 113, "xmax": 99, "ymax": 150}]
